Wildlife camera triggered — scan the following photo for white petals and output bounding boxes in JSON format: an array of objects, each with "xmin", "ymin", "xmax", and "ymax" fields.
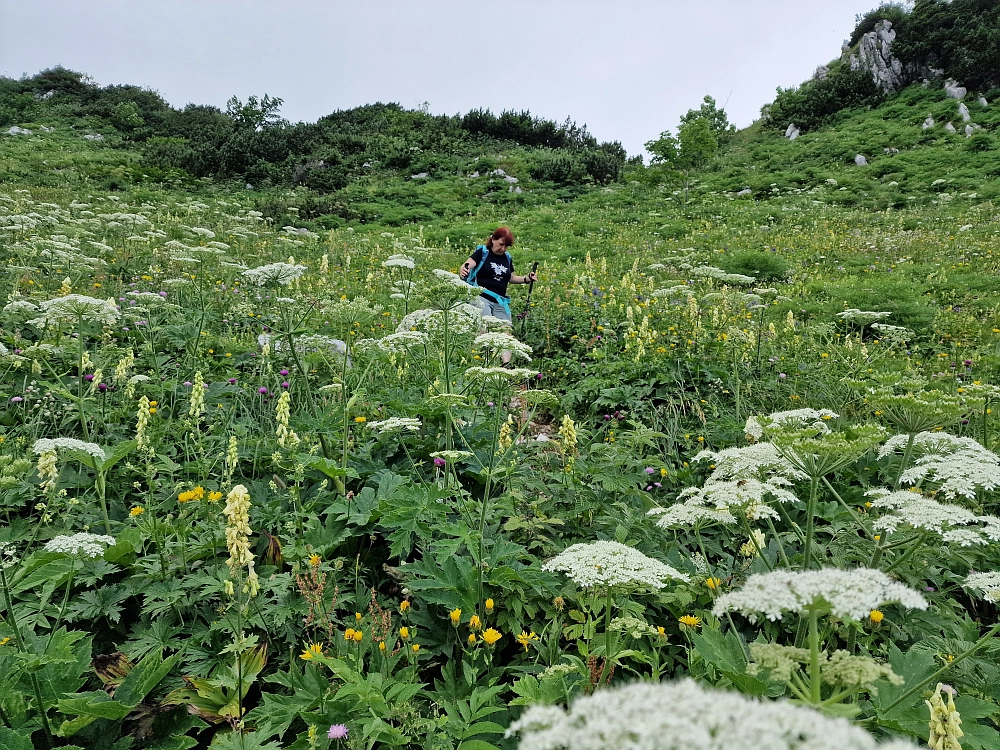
[{"xmin": 543, "ymin": 540, "xmax": 688, "ymax": 589}]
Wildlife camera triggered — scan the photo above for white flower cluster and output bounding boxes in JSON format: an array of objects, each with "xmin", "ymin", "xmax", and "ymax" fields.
[
  {"xmin": 43, "ymin": 532, "xmax": 116, "ymax": 558},
  {"xmin": 507, "ymin": 679, "xmax": 918, "ymax": 750},
  {"xmin": 374, "ymin": 330, "xmax": 429, "ymax": 353},
  {"xmin": 431, "ymin": 268, "xmax": 470, "ymax": 287},
  {"xmin": 429, "ymin": 450, "xmax": 473, "ymax": 462},
  {"xmin": 542, "ymin": 540, "xmax": 688, "ymax": 589},
  {"xmin": 694, "ymin": 442, "xmax": 806, "ymax": 482},
  {"xmin": 242, "ymin": 262, "xmax": 307, "ymax": 286},
  {"xmin": 691, "ymin": 265, "xmax": 756, "ymax": 285},
  {"xmin": 464, "ymin": 366, "xmax": 537, "ymax": 383},
  {"xmin": 474, "ymin": 331, "xmax": 533, "ymax": 362},
  {"xmin": 744, "ymin": 408, "xmax": 839, "ymax": 441},
  {"xmin": 964, "ymin": 571, "xmax": 1000, "ymax": 602},
  {"xmin": 397, "ymin": 304, "xmax": 480, "ymax": 336},
  {"xmin": 382, "ymin": 254, "xmax": 416, "ymax": 270},
  {"xmin": 32, "ymin": 437, "xmax": 107, "ymax": 462},
  {"xmin": 835, "ymin": 309, "xmax": 892, "ymax": 322},
  {"xmin": 713, "ymin": 567, "xmax": 928, "ymax": 622},
  {"xmin": 368, "ymin": 417, "xmax": 422, "ymax": 434},
  {"xmin": 679, "ymin": 477, "xmax": 797, "ymax": 516},
  {"xmin": 649, "ymin": 501, "xmax": 738, "ymax": 528},
  {"xmin": 33, "ymin": 294, "xmax": 119, "ymax": 326},
  {"xmin": 892, "ymin": 434, "xmax": 1000, "ymax": 499},
  {"xmin": 868, "ymin": 488, "xmax": 999, "ymax": 545}
]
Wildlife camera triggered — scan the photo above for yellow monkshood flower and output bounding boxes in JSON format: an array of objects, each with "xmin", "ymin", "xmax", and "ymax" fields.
[
  {"xmin": 679, "ymin": 615, "xmax": 702, "ymax": 628},
  {"xmin": 516, "ymin": 631, "xmax": 538, "ymax": 652},
  {"xmin": 300, "ymin": 643, "xmax": 323, "ymax": 660},
  {"xmin": 449, "ymin": 608, "xmax": 462, "ymax": 626},
  {"xmin": 482, "ymin": 628, "xmax": 502, "ymax": 646}
]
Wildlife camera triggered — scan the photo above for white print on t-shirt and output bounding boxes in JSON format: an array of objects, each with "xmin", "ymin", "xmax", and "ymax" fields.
[{"xmin": 490, "ymin": 262, "xmax": 507, "ymax": 278}]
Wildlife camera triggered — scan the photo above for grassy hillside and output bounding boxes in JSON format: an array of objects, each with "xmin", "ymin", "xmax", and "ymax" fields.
[{"xmin": 2, "ymin": 22, "xmax": 1000, "ymax": 748}]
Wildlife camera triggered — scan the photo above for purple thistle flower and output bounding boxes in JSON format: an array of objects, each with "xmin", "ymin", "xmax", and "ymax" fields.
[
  {"xmin": 228, "ymin": 378, "xmax": 237, "ymax": 384},
  {"xmin": 258, "ymin": 387, "xmax": 268, "ymax": 395},
  {"xmin": 328, "ymin": 724, "xmax": 348, "ymax": 740},
  {"xmin": 433, "ymin": 457, "xmax": 446, "ymax": 467},
  {"xmin": 84, "ymin": 374, "xmax": 95, "ymax": 382},
  {"xmin": 10, "ymin": 396, "xmax": 23, "ymax": 403},
  {"xmin": 159, "ymin": 291, "xmax": 167, "ymax": 297},
  {"xmin": 280, "ymin": 369, "xmax": 289, "ymax": 376},
  {"xmin": 183, "ymin": 381, "xmax": 192, "ymax": 386},
  {"xmin": 645, "ymin": 467, "xmax": 655, "ymax": 475},
  {"xmin": 654, "ymin": 482, "xmax": 662, "ymax": 488},
  {"xmin": 281, "ymin": 381, "xmax": 290, "ymax": 389},
  {"xmin": 98, "ymin": 383, "xmax": 107, "ymax": 392}
]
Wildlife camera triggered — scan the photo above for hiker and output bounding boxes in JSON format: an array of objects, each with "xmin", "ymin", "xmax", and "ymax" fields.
[{"xmin": 458, "ymin": 227, "xmax": 537, "ymax": 325}]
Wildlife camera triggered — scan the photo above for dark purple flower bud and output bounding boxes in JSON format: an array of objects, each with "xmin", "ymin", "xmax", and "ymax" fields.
[
  {"xmin": 228, "ymin": 378, "xmax": 237, "ymax": 384},
  {"xmin": 280, "ymin": 369, "xmax": 289, "ymax": 376},
  {"xmin": 281, "ymin": 381, "xmax": 290, "ymax": 389},
  {"xmin": 434, "ymin": 457, "xmax": 446, "ymax": 467},
  {"xmin": 964, "ymin": 359, "xmax": 972, "ymax": 366},
  {"xmin": 98, "ymin": 383, "xmax": 107, "ymax": 392},
  {"xmin": 84, "ymin": 374, "xmax": 94, "ymax": 382}
]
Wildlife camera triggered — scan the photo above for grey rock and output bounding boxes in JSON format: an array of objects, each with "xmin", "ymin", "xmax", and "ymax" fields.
[
  {"xmin": 6, "ymin": 126, "xmax": 32, "ymax": 135},
  {"xmin": 958, "ymin": 103, "xmax": 970, "ymax": 122},
  {"xmin": 468, "ymin": 171, "xmax": 480, "ymax": 178},
  {"xmin": 812, "ymin": 65, "xmax": 829, "ymax": 81},
  {"xmin": 979, "ymin": 96, "xmax": 989, "ymax": 107},
  {"xmin": 855, "ymin": 154, "xmax": 868, "ymax": 167},
  {"xmin": 966, "ymin": 124, "xmax": 981, "ymax": 138},
  {"xmin": 490, "ymin": 168, "xmax": 506, "ymax": 177},
  {"xmin": 245, "ymin": 183, "xmax": 253, "ymax": 190},
  {"xmin": 922, "ymin": 116, "xmax": 935, "ymax": 130},
  {"xmin": 883, "ymin": 147, "xmax": 899, "ymax": 154},
  {"xmin": 504, "ymin": 175, "xmax": 518, "ymax": 183},
  {"xmin": 411, "ymin": 172, "xmax": 429, "ymax": 180},
  {"xmin": 855, "ymin": 20, "xmax": 905, "ymax": 93},
  {"xmin": 514, "ymin": 186, "xmax": 522, "ymax": 194},
  {"xmin": 944, "ymin": 122, "xmax": 956, "ymax": 133},
  {"xmin": 39, "ymin": 125, "xmax": 53, "ymax": 132},
  {"xmin": 84, "ymin": 133, "xmax": 104, "ymax": 140},
  {"xmin": 736, "ymin": 188, "xmax": 752, "ymax": 196},
  {"xmin": 785, "ymin": 123, "xmax": 800, "ymax": 140},
  {"xmin": 944, "ymin": 79, "xmax": 967, "ymax": 99}
]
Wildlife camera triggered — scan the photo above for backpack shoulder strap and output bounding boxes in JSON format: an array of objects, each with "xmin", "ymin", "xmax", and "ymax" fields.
[{"xmin": 467, "ymin": 245, "xmax": 489, "ymax": 286}]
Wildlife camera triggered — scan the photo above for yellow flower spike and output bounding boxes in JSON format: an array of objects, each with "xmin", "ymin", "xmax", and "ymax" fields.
[
  {"xmin": 484, "ymin": 598, "xmax": 495, "ymax": 613},
  {"xmin": 679, "ymin": 615, "xmax": 702, "ymax": 628},
  {"xmin": 469, "ymin": 615, "xmax": 482, "ymax": 631},
  {"xmin": 300, "ymin": 643, "xmax": 323, "ymax": 660},
  {"xmin": 449, "ymin": 608, "xmax": 462, "ymax": 626},
  {"xmin": 129, "ymin": 506, "xmax": 144, "ymax": 517},
  {"xmin": 399, "ymin": 626, "xmax": 409, "ymax": 639},
  {"xmin": 869, "ymin": 610, "xmax": 884, "ymax": 624},
  {"xmin": 482, "ymin": 628, "xmax": 502, "ymax": 646},
  {"xmin": 705, "ymin": 577, "xmax": 722, "ymax": 590}
]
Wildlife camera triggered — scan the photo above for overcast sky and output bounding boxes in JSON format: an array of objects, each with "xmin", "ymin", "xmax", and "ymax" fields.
[{"xmin": 1, "ymin": 1, "xmax": 881, "ymax": 156}]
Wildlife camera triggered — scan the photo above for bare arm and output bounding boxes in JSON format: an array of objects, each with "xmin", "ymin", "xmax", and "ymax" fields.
[
  {"xmin": 510, "ymin": 270, "xmax": 538, "ymax": 285},
  {"xmin": 458, "ymin": 256, "xmax": 477, "ymax": 279}
]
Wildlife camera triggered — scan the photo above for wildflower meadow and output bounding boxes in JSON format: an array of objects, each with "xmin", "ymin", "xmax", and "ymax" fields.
[{"xmin": 2, "ymin": 50, "xmax": 1000, "ymax": 750}]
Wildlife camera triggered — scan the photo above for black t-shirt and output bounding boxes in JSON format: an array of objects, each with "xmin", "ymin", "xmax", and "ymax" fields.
[{"xmin": 471, "ymin": 245, "xmax": 514, "ymax": 298}]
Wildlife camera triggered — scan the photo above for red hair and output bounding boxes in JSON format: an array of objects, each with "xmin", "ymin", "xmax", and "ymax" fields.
[{"xmin": 488, "ymin": 226, "xmax": 515, "ymax": 249}]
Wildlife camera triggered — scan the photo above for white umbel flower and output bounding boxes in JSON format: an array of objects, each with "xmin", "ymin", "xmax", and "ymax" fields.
[
  {"xmin": 32, "ymin": 437, "xmax": 107, "ymax": 462},
  {"xmin": 964, "ymin": 571, "xmax": 1000, "ymax": 602},
  {"xmin": 507, "ymin": 679, "xmax": 919, "ymax": 750},
  {"xmin": 867, "ymin": 489, "xmax": 993, "ymax": 541},
  {"xmin": 35, "ymin": 294, "xmax": 119, "ymax": 326},
  {"xmin": 542, "ymin": 540, "xmax": 689, "ymax": 589},
  {"xmin": 694, "ymin": 442, "xmax": 806, "ymax": 482},
  {"xmin": 368, "ymin": 417, "xmax": 422, "ymax": 434},
  {"xmin": 649, "ymin": 502, "xmax": 738, "ymax": 528},
  {"xmin": 241, "ymin": 262, "xmax": 307, "ymax": 286},
  {"xmin": 900, "ymin": 447, "xmax": 1000, "ymax": 499},
  {"xmin": 474, "ymin": 332, "xmax": 533, "ymax": 362},
  {"xmin": 464, "ymin": 366, "xmax": 537, "ymax": 383},
  {"xmin": 382, "ymin": 254, "xmax": 415, "ymax": 269},
  {"xmin": 712, "ymin": 568, "xmax": 927, "ymax": 622},
  {"xmin": 44, "ymin": 532, "xmax": 116, "ymax": 558}
]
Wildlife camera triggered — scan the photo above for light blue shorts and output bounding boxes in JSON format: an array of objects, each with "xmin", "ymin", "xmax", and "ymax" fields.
[{"xmin": 480, "ymin": 295, "xmax": 512, "ymax": 322}]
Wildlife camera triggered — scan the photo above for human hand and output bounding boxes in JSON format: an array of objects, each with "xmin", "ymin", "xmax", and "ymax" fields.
[
  {"xmin": 527, "ymin": 271, "xmax": 538, "ymax": 283},
  {"xmin": 459, "ymin": 263, "xmax": 471, "ymax": 279}
]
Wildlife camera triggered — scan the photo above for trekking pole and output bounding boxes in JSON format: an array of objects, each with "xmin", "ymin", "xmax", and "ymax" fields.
[{"xmin": 517, "ymin": 261, "xmax": 539, "ymax": 335}]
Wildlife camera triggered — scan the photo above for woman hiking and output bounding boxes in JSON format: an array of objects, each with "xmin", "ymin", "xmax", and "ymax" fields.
[{"xmin": 458, "ymin": 226, "xmax": 537, "ymax": 324}]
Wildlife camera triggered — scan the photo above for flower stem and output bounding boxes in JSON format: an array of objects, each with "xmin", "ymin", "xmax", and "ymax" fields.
[
  {"xmin": 803, "ymin": 477, "xmax": 819, "ymax": 570},
  {"xmin": 893, "ymin": 433, "xmax": 916, "ymax": 491},
  {"xmin": 808, "ymin": 609, "xmax": 822, "ymax": 704},
  {"xmin": 597, "ymin": 586, "xmax": 613, "ymax": 688}
]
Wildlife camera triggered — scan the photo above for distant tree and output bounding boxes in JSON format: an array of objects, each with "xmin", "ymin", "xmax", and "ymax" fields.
[
  {"xmin": 225, "ymin": 94, "xmax": 285, "ymax": 131},
  {"xmin": 645, "ymin": 115, "xmax": 718, "ymax": 201},
  {"xmin": 679, "ymin": 95, "xmax": 736, "ymax": 145}
]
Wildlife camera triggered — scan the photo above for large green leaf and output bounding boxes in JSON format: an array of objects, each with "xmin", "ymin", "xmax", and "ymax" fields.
[
  {"xmin": 0, "ymin": 727, "xmax": 32, "ymax": 750},
  {"xmin": 115, "ymin": 650, "xmax": 181, "ymax": 708}
]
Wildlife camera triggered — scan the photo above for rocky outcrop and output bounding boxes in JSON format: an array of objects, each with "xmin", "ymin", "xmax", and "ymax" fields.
[
  {"xmin": 855, "ymin": 154, "xmax": 868, "ymax": 166},
  {"xmin": 944, "ymin": 79, "xmax": 967, "ymax": 99},
  {"xmin": 922, "ymin": 116, "xmax": 935, "ymax": 130},
  {"xmin": 851, "ymin": 20, "xmax": 905, "ymax": 93},
  {"xmin": 785, "ymin": 123, "xmax": 800, "ymax": 140},
  {"xmin": 958, "ymin": 103, "xmax": 970, "ymax": 122}
]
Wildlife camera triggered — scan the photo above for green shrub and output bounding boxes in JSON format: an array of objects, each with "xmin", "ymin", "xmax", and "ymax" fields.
[{"xmin": 720, "ymin": 250, "xmax": 791, "ymax": 281}]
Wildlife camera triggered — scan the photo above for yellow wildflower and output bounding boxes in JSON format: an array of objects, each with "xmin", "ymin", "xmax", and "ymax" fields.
[
  {"xmin": 411, "ymin": 644, "xmax": 420, "ymax": 653},
  {"xmin": 869, "ymin": 610, "xmax": 884, "ymax": 624},
  {"xmin": 354, "ymin": 416, "xmax": 367, "ymax": 423},
  {"xmin": 352, "ymin": 630, "xmax": 363, "ymax": 642},
  {"xmin": 308, "ymin": 554, "xmax": 321, "ymax": 567},
  {"xmin": 129, "ymin": 506, "xmax": 144, "ymax": 517},
  {"xmin": 449, "ymin": 608, "xmax": 462, "ymax": 626},
  {"xmin": 705, "ymin": 577, "xmax": 722, "ymax": 590},
  {"xmin": 399, "ymin": 600, "xmax": 410, "ymax": 613},
  {"xmin": 468, "ymin": 633, "xmax": 477, "ymax": 645},
  {"xmin": 344, "ymin": 628, "xmax": 356, "ymax": 641},
  {"xmin": 515, "ymin": 631, "xmax": 538, "ymax": 652},
  {"xmin": 469, "ymin": 615, "xmax": 482, "ymax": 631},
  {"xmin": 208, "ymin": 491, "xmax": 223, "ymax": 502},
  {"xmin": 482, "ymin": 628, "xmax": 502, "ymax": 646},
  {"xmin": 300, "ymin": 643, "xmax": 323, "ymax": 660},
  {"xmin": 679, "ymin": 615, "xmax": 701, "ymax": 628},
  {"xmin": 399, "ymin": 626, "xmax": 409, "ymax": 639},
  {"xmin": 485, "ymin": 598, "xmax": 495, "ymax": 613}
]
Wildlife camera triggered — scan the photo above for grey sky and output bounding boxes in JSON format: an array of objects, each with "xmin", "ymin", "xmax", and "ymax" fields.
[{"xmin": 1, "ymin": 1, "xmax": 879, "ymax": 155}]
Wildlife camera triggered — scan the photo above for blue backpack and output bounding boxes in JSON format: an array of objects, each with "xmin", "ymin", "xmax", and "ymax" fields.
[{"xmin": 467, "ymin": 245, "xmax": 512, "ymax": 315}]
